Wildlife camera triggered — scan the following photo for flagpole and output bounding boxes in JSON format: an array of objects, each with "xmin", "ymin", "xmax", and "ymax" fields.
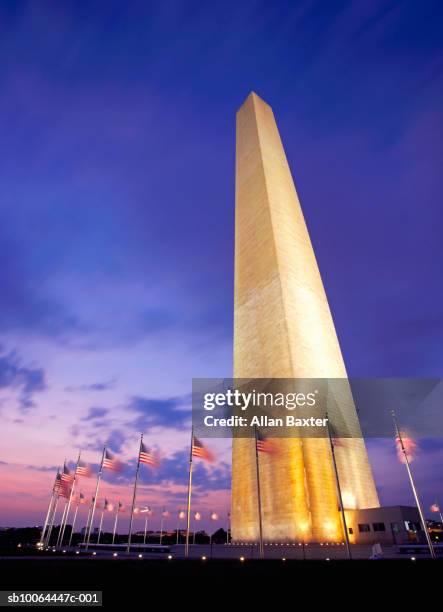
[
  {"xmin": 85, "ymin": 446, "xmax": 105, "ymax": 550},
  {"xmin": 56, "ymin": 500, "xmax": 69, "ymax": 548},
  {"xmin": 254, "ymin": 426, "xmax": 264, "ymax": 559},
  {"xmin": 55, "ymin": 458, "xmax": 68, "ymax": 548},
  {"xmin": 176, "ymin": 515, "xmax": 179, "ymax": 545},
  {"xmin": 97, "ymin": 507, "xmax": 104, "ymax": 544},
  {"xmin": 68, "ymin": 499, "xmax": 80, "ymax": 548},
  {"xmin": 325, "ymin": 412, "xmax": 352, "ymax": 560},
  {"xmin": 185, "ymin": 428, "xmax": 194, "ymax": 558},
  {"xmin": 392, "ymin": 410, "xmax": 436, "ymax": 559},
  {"xmin": 144, "ymin": 515, "xmax": 148, "ymax": 544},
  {"xmin": 39, "ymin": 470, "xmax": 60, "ymax": 546},
  {"xmin": 59, "ymin": 452, "xmax": 81, "ymax": 546},
  {"xmin": 160, "ymin": 512, "xmax": 164, "ymax": 545},
  {"xmin": 84, "ymin": 500, "xmax": 93, "ymax": 544},
  {"xmin": 433, "ymin": 501, "xmax": 443, "ymax": 525},
  {"xmin": 44, "ymin": 480, "xmax": 61, "ymax": 547},
  {"xmin": 45, "ymin": 494, "xmax": 60, "ymax": 547},
  {"xmin": 112, "ymin": 503, "xmax": 120, "ymax": 545},
  {"xmin": 127, "ymin": 434, "xmax": 143, "ymax": 553},
  {"xmin": 40, "ymin": 490, "xmax": 56, "ymax": 547}
]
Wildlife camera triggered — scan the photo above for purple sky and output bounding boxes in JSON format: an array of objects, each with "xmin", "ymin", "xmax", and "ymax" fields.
[{"xmin": 0, "ymin": 1, "xmax": 442, "ymax": 531}]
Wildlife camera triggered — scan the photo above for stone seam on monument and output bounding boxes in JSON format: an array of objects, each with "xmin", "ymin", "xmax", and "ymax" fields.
[{"xmin": 231, "ymin": 92, "xmax": 379, "ymax": 543}]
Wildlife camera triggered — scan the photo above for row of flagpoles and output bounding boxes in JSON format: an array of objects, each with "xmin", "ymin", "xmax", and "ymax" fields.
[
  {"xmin": 254, "ymin": 411, "xmax": 441, "ymax": 560},
  {"xmin": 39, "ymin": 430, "xmax": 219, "ymax": 556},
  {"xmin": 40, "ymin": 412, "xmax": 441, "ymax": 559}
]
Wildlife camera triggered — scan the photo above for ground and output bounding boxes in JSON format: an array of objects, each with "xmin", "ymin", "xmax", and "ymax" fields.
[{"xmin": 0, "ymin": 553, "xmax": 441, "ymax": 606}]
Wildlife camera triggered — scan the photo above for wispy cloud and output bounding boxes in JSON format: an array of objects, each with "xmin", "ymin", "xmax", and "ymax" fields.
[
  {"xmin": 0, "ymin": 347, "xmax": 46, "ymax": 412},
  {"xmin": 26, "ymin": 464, "xmax": 59, "ymax": 473},
  {"xmin": 65, "ymin": 379, "xmax": 116, "ymax": 393},
  {"xmin": 81, "ymin": 406, "xmax": 110, "ymax": 421},
  {"xmin": 127, "ymin": 395, "xmax": 191, "ymax": 431}
]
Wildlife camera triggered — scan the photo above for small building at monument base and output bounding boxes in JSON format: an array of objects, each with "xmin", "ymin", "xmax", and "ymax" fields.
[{"xmin": 345, "ymin": 506, "xmax": 426, "ymax": 545}]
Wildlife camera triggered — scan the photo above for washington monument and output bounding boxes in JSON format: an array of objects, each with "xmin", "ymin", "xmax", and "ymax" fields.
[{"xmin": 231, "ymin": 93, "xmax": 379, "ymax": 542}]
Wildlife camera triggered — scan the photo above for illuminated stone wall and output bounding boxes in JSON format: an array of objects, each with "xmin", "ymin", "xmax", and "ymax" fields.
[{"xmin": 231, "ymin": 93, "xmax": 379, "ymax": 543}]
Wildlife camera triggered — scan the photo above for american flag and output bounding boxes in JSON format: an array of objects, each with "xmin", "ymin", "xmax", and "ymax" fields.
[
  {"xmin": 60, "ymin": 463, "xmax": 74, "ymax": 497},
  {"xmin": 103, "ymin": 449, "xmax": 122, "ymax": 471},
  {"xmin": 60, "ymin": 483, "xmax": 71, "ymax": 498},
  {"xmin": 192, "ymin": 437, "xmax": 214, "ymax": 462},
  {"xmin": 256, "ymin": 431, "xmax": 278, "ymax": 454},
  {"xmin": 76, "ymin": 461, "xmax": 92, "ymax": 477},
  {"xmin": 53, "ymin": 473, "xmax": 62, "ymax": 493},
  {"xmin": 139, "ymin": 442, "xmax": 159, "ymax": 467},
  {"xmin": 431, "ymin": 503, "xmax": 440, "ymax": 513},
  {"xmin": 395, "ymin": 434, "xmax": 417, "ymax": 464},
  {"xmin": 61, "ymin": 463, "xmax": 74, "ymax": 484}
]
